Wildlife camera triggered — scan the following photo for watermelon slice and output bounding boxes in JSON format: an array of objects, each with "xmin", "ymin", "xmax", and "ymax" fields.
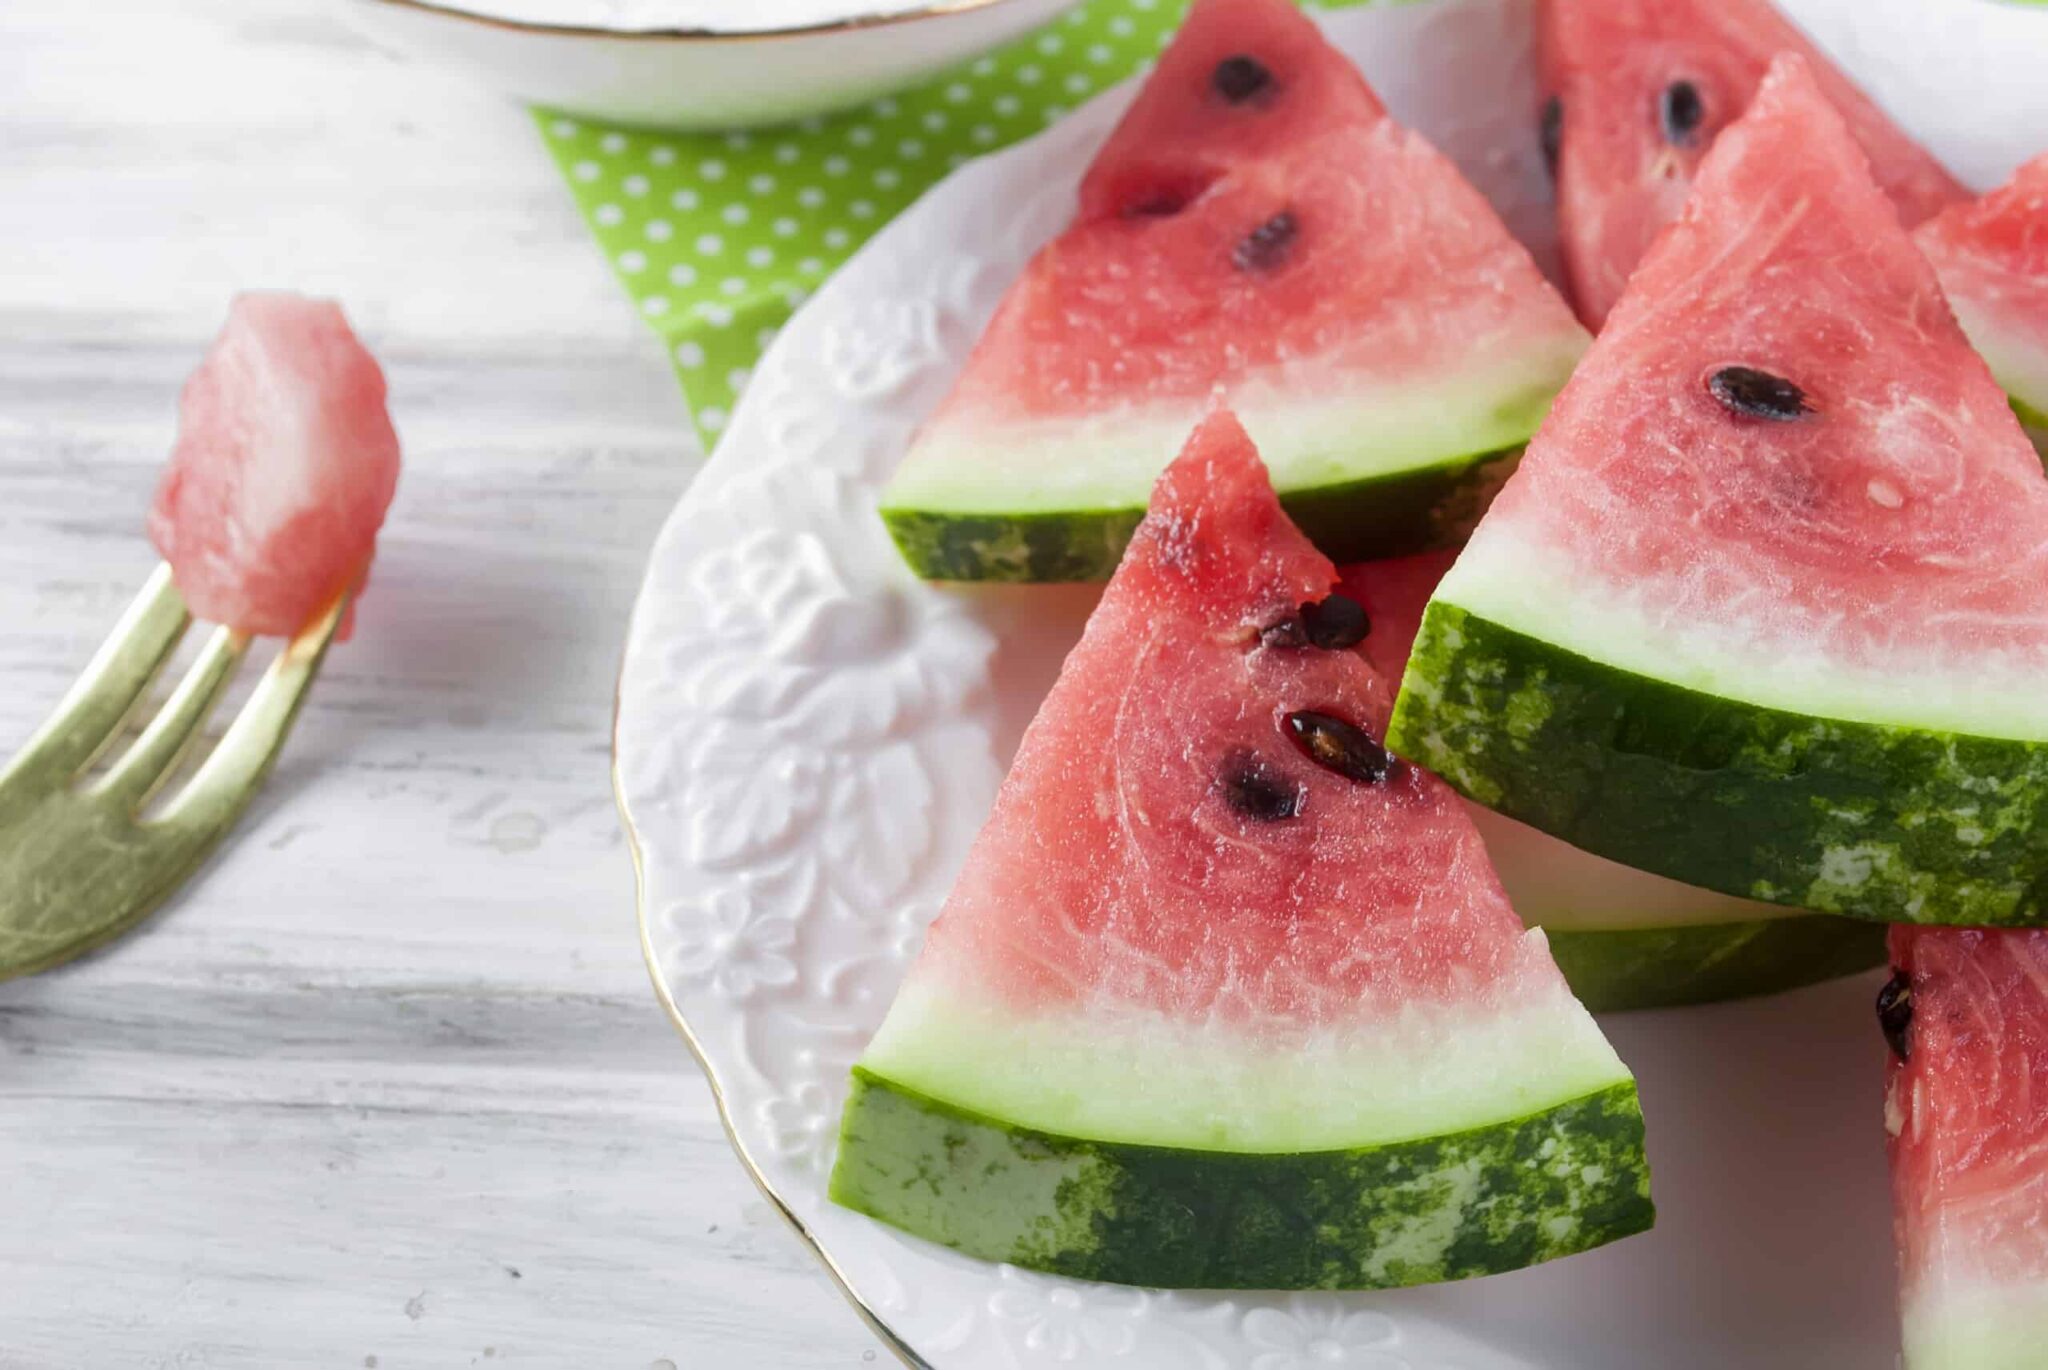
[
  {"xmin": 1341, "ymin": 556, "xmax": 1884, "ymax": 1013},
  {"xmin": 149, "ymin": 293, "xmax": 400, "ymax": 638},
  {"xmin": 1539, "ymin": 0, "xmax": 1965, "ymax": 329},
  {"xmin": 879, "ymin": 0, "xmax": 1590, "ymax": 583},
  {"xmin": 1385, "ymin": 55, "xmax": 2048, "ymax": 927},
  {"xmin": 1915, "ymin": 153, "xmax": 2048, "ymax": 448},
  {"xmin": 832, "ymin": 410, "xmax": 1652, "ymax": 1290},
  {"xmin": 1885, "ymin": 926, "xmax": 2048, "ymax": 1369}
]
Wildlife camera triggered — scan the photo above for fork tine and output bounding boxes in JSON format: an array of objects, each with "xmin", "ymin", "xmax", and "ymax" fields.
[
  {"xmin": 95, "ymin": 625, "xmax": 250, "ymax": 811},
  {"xmin": 150, "ymin": 593, "xmax": 346, "ymax": 832},
  {"xmin": 0, "ymin": 564, "xmax": 189, "ymax": 790}
]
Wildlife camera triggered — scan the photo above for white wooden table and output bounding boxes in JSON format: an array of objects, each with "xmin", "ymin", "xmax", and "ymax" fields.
[{"xmin": 0, "ymin": 3, "xmax": 885, "ymax": 1364}]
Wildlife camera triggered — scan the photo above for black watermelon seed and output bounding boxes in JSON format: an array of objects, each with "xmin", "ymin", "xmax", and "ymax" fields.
[
  {"xmin": 1540, "ymin": 95, "xmax": 1563, "ymax": 177},
  {"xmin": 1285, "ymin": 711, "xmax": 1394, "ymax": 784},
  {"xmin": 1709, "ymin": 366, "xmax": 1811, "ymax": 421},
  {"xmin": 1661, "ymin": 79, "xmax": 1706, "ymax": 146},
  {"xmin": 1259, "ymin": 594, "xmax": 1370, "ymax": 651},
  {"xmin": 1303, "ymin": 594, "xmax": 1369, "ymax": 650},
  {"xmin": 1233, "ymin": 211, "xmax": 1298, "ymax": 272},
  {"xmin": 1218, "ymin": 751, "xmax": 1304, "ymax": 822},
  {"xmin": 1212, "ymin": 54, "xmax": 1274, "ymax": 105},
  {"xmin": 1877, "ymin": 971, "xmax": 1913, "ymax": 1061}
]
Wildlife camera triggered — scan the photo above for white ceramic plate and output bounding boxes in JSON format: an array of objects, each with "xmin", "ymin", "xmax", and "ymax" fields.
[
  {"xmin": 342, "ymin": 0, "xmax": 1079, "ymax": 130},
  {"xmin": 613, "ymin": 2, "xmax": 2048, "ymax": 1364}
]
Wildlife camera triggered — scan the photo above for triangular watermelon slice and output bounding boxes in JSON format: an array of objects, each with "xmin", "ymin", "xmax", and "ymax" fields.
[
  {"xmin": 1341, "ymin": 555, "xmax": 1885, "ymax": 1013},
  {"xmin": 1386, "ymin": 55, "xmax": 2048, "ymax": 927},
  {"xmin": 880, "ymin": 0, "xmax": 1591, "ymax": 583},
  {"xmin": 833, "ymin": 410, "xmax": 1652, "ymax": 1290},
  {"xmin": 1885, "ymin": 926, "xmax": 2048, "ymax": 1369},
  {"xmin": 1539, "ymin": 0, "xmax": 1965, "ymax": 328},
  {"xmin": 1915, "ymin": 153, "xmax": 2048, "ymax": 448}
]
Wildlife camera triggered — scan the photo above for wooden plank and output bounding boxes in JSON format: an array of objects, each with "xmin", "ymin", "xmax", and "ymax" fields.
[{"xmin": 0, "ymin": 2, "xmax": 885, "ymax": 1363}]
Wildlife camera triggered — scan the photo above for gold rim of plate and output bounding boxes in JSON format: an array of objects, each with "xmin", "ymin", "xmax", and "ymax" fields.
[
  {"xmin": 363, "ymin": 0, "xmax": 1038, "ymax": 44},
  {"xmin": 611, "ymin": 683, "xmax": 928, "ymax": 1369}
]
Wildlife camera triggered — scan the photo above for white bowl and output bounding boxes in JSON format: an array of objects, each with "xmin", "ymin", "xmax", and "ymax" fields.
[{"xmin": 342, "ymin": 0, "xmax": 1084, "ymax": 130}]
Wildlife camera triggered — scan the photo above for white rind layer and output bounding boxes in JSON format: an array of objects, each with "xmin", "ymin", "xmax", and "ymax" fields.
[
  {"xmin": 1436, "ymin": 520, "xmax": 2048, "ymax": 744},
  {"xmin": 884, "ymin": 342, "xmax": 1585, "ymax": 514},
  {"xmin": 1904, "ymin": 1283, "xmax": 2048, "ymax": 1370},
  {"xmin": 1951, "ymin": 304, "xmax": 2048, "ymax": 421},
  {"xmin": 858, "ymin": 937, "xmax": 1630, "ymax": 1155}
]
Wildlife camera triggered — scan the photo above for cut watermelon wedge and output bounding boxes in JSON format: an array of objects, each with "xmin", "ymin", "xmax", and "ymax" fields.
[
  {"xmin": 833, "ymin": 410, "xmax": 1652, "ymax": 1290},
  {"xmin": 1539, "ymin": 0, "xmax": 1965, "ymax": 329},
  {"xmin": 1886, "ymin": 926, "xmax": 2048, "ymax": 1370},
  {"xmin": 149, "ymin": 293, "xmax": 401, "ymax": 638},
  {"xmin": 1915, "ymin": 153, "xmax": 2048, "ymax": 448},
  {"xmin": 1386, "ymin": 56, "xmax": 2048, "ymax": 927},
  {"xmin": 880, "ymin": 0, "xmax": 1589, "ymax": 583},
  {"xmin": 1342, "ymin": 556, "xmax": 1884, "ymax": 1013}
]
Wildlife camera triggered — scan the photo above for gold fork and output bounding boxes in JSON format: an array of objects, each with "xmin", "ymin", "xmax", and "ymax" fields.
[{"xmin": 0, "ymin": 564, "xmax": 344, "ymax": 981}]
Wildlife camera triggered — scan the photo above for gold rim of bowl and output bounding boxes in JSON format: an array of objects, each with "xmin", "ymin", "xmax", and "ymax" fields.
[{"xmin": 362, "ymin": 0, "xmax": 1040, "ymax": 43}]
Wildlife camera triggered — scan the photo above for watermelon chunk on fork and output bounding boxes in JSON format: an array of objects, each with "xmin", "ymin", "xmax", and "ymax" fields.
[{"xmin": 148, "ymin": 292, "xmax": 400, "ymax": 638}]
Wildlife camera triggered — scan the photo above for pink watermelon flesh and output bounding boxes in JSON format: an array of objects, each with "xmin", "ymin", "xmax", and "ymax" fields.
[
  {"xmin": 1462, "ymin": 55, "xmax": 2047, "ymax": 693},
  {"xmin": 1539, "ymin": 0, "xmax": 1965, "ymax": 328},
  {"xmin": 1887, "ymin": 926, "xmax": 2048, "ymax": 1364},
  {"xmin": 935, "ymin": 130, "xmax": 1574, "ymax": 423},
  {"xmin": 148, "ymin": 293, "xmax": 400, "ymax": 638},
  {"xmin": 1077, "ymin": 0, "xmax": 1385, "ymax": 221},
  {"xmin": 1915, "ymin": 153, "xmax": 2048, "ymax": 434},
  {"xmin": 917, "ymin": 414, "xmax": 1551, "ymax": 1018}
]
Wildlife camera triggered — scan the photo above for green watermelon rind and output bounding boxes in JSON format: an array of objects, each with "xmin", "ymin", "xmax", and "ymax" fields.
[
  {"xmin": 882, "ymin": 441, "xmax": 1521, "ymax": 582},
  {"xmin": 1544, "ymin": 916, "xmax": 1887, "ymax": 1013},
  {"xmin": 2014, "ymin": 395, "xmax": 2047, "ymax": 464},
  {"xmin": 830, "ymin": 1066, "xmax": 1653, "ymax": 1290},
  {"xmin": 1387, "ymin": 601, "xmax": 2048, "ymax": 927},
  {"xmin": 1467, "ymin": 802, "xmax": 1886, "ymax": 1009}
]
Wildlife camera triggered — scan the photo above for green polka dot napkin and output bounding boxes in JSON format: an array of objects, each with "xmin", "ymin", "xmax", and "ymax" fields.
[{"xmin": 536, "ymin": 0, "xmax": 1369, "ymax": 447}]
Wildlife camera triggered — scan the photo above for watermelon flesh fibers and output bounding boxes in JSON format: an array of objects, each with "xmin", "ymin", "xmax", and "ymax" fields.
[
  {"xmin": 1344, "ymin": 555, "xmax": 1883, "ymax": 1012},
  {"xmin": 1538, "ymin": 0, "xmax": 1964, "ymax": 328},
  {"xmin": 1387, "ymin": 55, "xmax": 2048, "ymax": 926},
  {"xmin": 1887, "ymin": 927, "xmax": 2048, "ymax": 1370},
  {"xmin": 880, "ymin": 0, "xmax": 1589, "ymax": 582},
  {"xmin": 834, "ymin": 410, "xmax": 1651, "ymax": 1289},
  {"xmin": 1915, "ymin": 153, "xmax": 2048, "ymax": 446},
  {"xmin": 149, "ymin": 293, "xmax": 401, "ymax": 638}
]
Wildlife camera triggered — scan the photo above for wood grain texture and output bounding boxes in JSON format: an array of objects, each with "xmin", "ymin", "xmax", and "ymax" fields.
[{"xmin": 0, "ymin": 3, "xmax": 886, "ymax": 1364}]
